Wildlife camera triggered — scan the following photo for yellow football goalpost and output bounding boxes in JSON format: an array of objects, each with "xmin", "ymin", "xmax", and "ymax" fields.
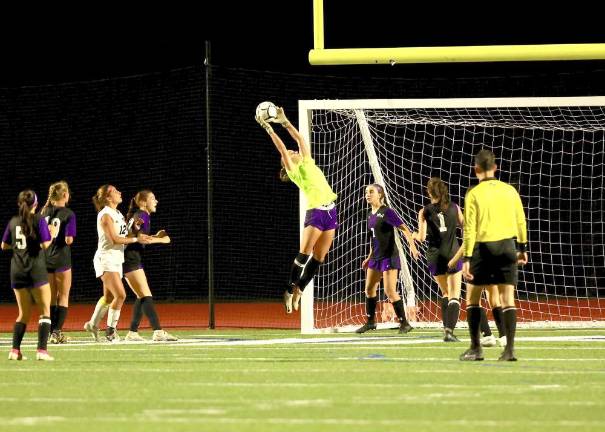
[{"xmin": 309, "ymin": 0, "xmax": 605, "ymax": 65}]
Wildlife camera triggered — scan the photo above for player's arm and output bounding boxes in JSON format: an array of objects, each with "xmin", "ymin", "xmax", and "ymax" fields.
[
  {"xmin": 273, "ymin": 107, "xmax": 311, "ymax": 159},
  {"xmin": 362, "ymin": 245, "xmax": 373, "ymax": 270},
  {"xmin": 412, "ymin": 208, "xmax": 427, "ymax": 242},
  {"xmin": 151, "ymin": 230, "xmax": 171, "ymax": 244},
  {"xmin": 38, "ymin": 218, "xmax": 53, "ymax": 250},
  {"xmin": 513, "ymin": 191, "xmax": 528, "ymax": 264},
  {"xmin": 101, "ymin": 214, "xmax": 141, "ymax": 245},
  {"xmin": 257, "ymin": 115, "xmax": 295, "ymax": 171},
  {"xmin": 1, "ymin": 224, "xmax": 11, "ymax": 250},
  {"xmin": 398, "ymin": 223, "xmax": 420, "ymax": 260},
  {"xmin": 462, "ymin": 192, "xmax": 477, "ymax": 281},
  {"xmin": 65, "ymin": 213, "xmax": 76, "ymax": 245},
  {"xmin": 448, "ymin": 243, "xmax": 464, "ymax": 270}
]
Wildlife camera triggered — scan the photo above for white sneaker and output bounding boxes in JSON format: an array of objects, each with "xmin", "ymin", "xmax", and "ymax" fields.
[
  {"xmin": 125, "ymin": 331, "xmax": 145, "ymax": 342},
  {"xmin": 498, "ymin": 336, "xmax": 507, "ymax": 347},
  {"xmin": 36, "ymin": 350, "xmax": 54, "ymax": 361},
  {"xmin": 8, "ymin": 349, "xmax": 27, "ymax": 361},
  {"xmin": 480, "ymin": 334, "xmax": 497, "ymax": 347},
  {"xmin": 152, "ymin": 330, "xmax": 178, "ymax": 342},
  {"xmin": 83, "ymin": 321, "xmax": 100, "ymax": 342},
  {"xmin": 283, "ymin": 290, "xmax": 293, "ymax": 314},
  {"xmin": 292, "ymin": 289, "xmax": 302, "ymax": 311}
]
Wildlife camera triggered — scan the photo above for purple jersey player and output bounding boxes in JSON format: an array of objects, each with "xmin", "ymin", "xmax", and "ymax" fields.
[
  {"xmin": 356, "ymin": 184, "xmax": 419, "ymax": 335},
  {"xmin": 1, "ymin": 190, "xmax": 54, "ymax": 361},
  {"xmin": 40, "ymin": 181, "xmax": 76, "ymax": 344}
]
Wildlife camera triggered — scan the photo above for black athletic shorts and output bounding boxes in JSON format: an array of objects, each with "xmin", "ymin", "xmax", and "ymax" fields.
[
  {"xmin": 46, "ymin": 247, "xmax": 72, "ymax": 273},
  {"xmin": 11, "ymin": 255, "xmax": 48, "ymax": 289},
  {"xmin": 123, "ymin": 249, "xmax": 144, "ymax": 274},
  {"xmin": 470, "ymin": 239, "xmax": 518, "ymax": 286}
]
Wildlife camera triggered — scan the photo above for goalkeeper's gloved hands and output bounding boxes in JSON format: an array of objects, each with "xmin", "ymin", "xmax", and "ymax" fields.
[
  {"xmin": 255, "ymin": 115, "xmax": 274, "ymax": 134},
  {"xmin": 271, "ymin": 107, "xmax": 291, "ymax": 128}
]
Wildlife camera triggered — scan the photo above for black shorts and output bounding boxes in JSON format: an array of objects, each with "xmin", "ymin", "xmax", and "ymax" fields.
[
  {"xmin": 11, "ymin": 255, "xmax": 48, "ymax": 289},
  {"xmin": 46, "ymin": 247, "xmax": 72, "ymax": 273},
  {"xmin": 470, "ymin": 239, "xmax": 518, "ymax": 286},
  {"xmin": 426, "ymin": 248, "xmax": 462, "ymax": 276},
  {"xmin": 123, "ymin": 249, "xmax": 144, "ymax": 274}
]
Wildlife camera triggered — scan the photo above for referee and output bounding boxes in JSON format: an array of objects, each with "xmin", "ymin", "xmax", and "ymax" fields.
[{"xmin": 460, "ymin": 150, "xmax": 528, "ymax": 361}]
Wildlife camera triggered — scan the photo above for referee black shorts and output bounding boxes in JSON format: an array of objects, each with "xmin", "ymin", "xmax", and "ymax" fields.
[{"xmin": 470, "ymin": 239, "xmax": 518, "ymax": 286}]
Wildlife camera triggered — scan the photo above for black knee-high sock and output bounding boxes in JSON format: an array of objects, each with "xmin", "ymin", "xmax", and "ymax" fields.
[
  {"xmin": 56, "ymin": 306, "xmax": 68, "ymax": 332},
  {"xmin": 392, "ymin": 299, "xmax": 409, "ymax": 325},
  {"xmin": 130, "ymin": 298, "xmax": 144, "ymax": 332},
  {"xmin": 492, "ymin": 306, "xmax": 504, "ymax": 338},
  {"xmin": 38, "ymin": 316, "xmax": 51, "ymax": 351},
  {"xmin": 445, "ymin": 299, "xmax": 461, "ymax": 331},
  {"xmin": 297, "ymin": 257, "xmax": 321, "ymax": 292},
  {"xmin": 50, "ymin": 305, "xmax": 59, "ymax": 332},
  {"xmin": 288, "ymin": 253, "xmax": 310, "ymax": 293},
  {"xmin": 12, "ymin": 322, "xmax": 26, "ymax": 350},
  {"xmin": 440, "ymin": 297, "xmax": 449, "ymax": 328},
  {"xmin": 479, "ymin": 307, "xmax": 492, "ymax": 336},
  {"xmin": 141, "ymin": 296, "xmax": 162, "ymax": 330},
  {"xmin": 502, "ymin": 307, "xmax": 517, "ymax": 352},
  {"xmin": 467, "ymin": 306, "xmax": 482, "ymax": 349},
  {"xmin": 366, "ymin": 296, "xmax": 378, "ymax": 323}
]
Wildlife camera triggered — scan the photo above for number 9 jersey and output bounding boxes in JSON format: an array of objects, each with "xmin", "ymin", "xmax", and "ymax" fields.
[{"xmin": 41, "ymin": 205, "xmax": 76, "ymax": 273}]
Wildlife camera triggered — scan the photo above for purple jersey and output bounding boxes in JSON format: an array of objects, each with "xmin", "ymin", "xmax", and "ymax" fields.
[{"xmin": 368, "ymin": 206, "xmax": 404, "ymax": 260}]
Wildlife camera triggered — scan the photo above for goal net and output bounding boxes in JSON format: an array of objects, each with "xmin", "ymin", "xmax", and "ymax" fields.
[{"xmin": 298, "ymin": 97, "xmax": 605, "ymax": 333}]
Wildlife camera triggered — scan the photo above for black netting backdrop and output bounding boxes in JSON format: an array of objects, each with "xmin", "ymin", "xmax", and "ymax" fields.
[{"xmin": 1, "ymin": 64, "xmax": 605, "ymax": 327}]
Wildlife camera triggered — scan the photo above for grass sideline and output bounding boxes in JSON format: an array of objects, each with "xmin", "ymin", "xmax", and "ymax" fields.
[{"xmin": 1, "ymin": 328, "xmax": 604, "ymax": 432}]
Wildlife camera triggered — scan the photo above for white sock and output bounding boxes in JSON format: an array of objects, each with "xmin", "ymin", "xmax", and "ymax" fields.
[
  {"xmin": 91, "ymin": 297, "xmax": 110, "ymax": 326},
  {"xmin": 107, "ymin": 308, "xmax": 121, "ymax": 329}
]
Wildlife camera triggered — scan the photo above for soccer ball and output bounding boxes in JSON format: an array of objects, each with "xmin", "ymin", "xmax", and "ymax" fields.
[{"xmin": 256, "ymin": 101, "xmax": 278, "ymax": 121}]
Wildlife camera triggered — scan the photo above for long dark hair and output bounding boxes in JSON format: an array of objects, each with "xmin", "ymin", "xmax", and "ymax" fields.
[
  {"xmin": 427, "ymin": 177, "xmax": 451, "ymax": 213},
  {"xmin": 92, "ymin": 185, "xmax": 112, "ymax": 212},
  {"xmin": 17, "ymin": 190, "xmax": 38, "ymax": 238},
  {"xmin": 127, "ymin": 190, "xmax": 152, "ymax": 222}
]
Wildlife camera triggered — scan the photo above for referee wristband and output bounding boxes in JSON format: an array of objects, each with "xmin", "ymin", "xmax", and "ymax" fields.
[
  {"xmin": 517, "ymin": 243, "xmax": 527, "ymax": 253},
  {"xmin": 463, "ymin": 256, "xmax": 472, "ymax": 263}
]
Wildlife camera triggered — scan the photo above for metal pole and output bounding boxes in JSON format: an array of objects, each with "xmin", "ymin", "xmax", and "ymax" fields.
[{"xmin": 205, "ymin": 40, "xmax": 215, "ymax": 329}]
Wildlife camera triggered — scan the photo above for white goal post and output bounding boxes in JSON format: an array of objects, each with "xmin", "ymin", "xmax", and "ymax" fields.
[{"xmin": 298, "ymin": 97, "xmax": 605, "ymax": 334}]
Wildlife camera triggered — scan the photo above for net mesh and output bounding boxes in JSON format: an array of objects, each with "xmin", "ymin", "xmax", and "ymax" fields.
[{"xmin": 308, "ymin": 104, "xmax": 605, "ymax": 331}]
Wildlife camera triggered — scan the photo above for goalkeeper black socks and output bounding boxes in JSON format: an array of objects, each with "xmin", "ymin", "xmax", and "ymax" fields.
[
  {"xmin": 288, "ymin": 253, "xmax": 310, "ymax": 292},
  {"xmin": 297, "ymin": 257, "xmax": 321, "ymax": 291}
]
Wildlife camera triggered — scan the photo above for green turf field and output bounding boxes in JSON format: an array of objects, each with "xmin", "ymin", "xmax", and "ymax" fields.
[{"xmin": 1, "ymin": 328, "xmax": 604, "ymax": 431}]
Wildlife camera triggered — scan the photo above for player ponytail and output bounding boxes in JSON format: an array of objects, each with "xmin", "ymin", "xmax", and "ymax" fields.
[
  {"xmin": 17, "ymin": 190, "xmax": 37, "ymax": 238},
  {"xmin": 92, "ymin": 185, "xmax": 111, "ymax": 212},
  {"xmin": 279, "ymin": 160, "xmax": 290, "ymax": 182},
  {"xmin": 427, "ymin": 177, "xmax": 451, "ymax": 213},
  {"xmin": 126, "ymin": 190, "xmax": 152, "ymax": 222},
  {"xmin": 42, "ymin": 181, "xmax": 70, "ymax": 213}
]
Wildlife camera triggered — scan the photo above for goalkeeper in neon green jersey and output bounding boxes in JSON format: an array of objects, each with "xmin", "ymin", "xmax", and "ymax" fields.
[{"xmin": 256, "ymin": 106, "xmax": 338, "ymax": 315}]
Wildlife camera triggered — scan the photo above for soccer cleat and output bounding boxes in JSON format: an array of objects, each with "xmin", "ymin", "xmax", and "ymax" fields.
[
  {"xmin": 480, "ymin": 334, "xmax": 497, "ymax": 347},
  {"xmin": 398, "ymin": 322, "xmax": 413, "ymax": 335},
  {"xmin": 498, "ymin": 336, "xmax": 508, "ymax": 347},
  {"xmin": 49, "ymin": 331, "xmax": 60, "ymax": 344},
  {"xmin": 8, "ymin": 349, "xmax": 27, "ymax": 361},
  {"xmin": 443, "ymin": 329, "xmax": 460, "ymax": 342},
  {"xmin": 36, "ymin": 350, "xmax": 55, "ymax": 361},
  {"xmin": 283, "ymin": 290, "xmax": 293, "ymax": 314},
  {"xmin": 105, "ymin": 327, "xmax": 120, "ymax": 343},
  {"xmin": 459, "ymin": 347, "xmax": 484, "ymax": 361},
  {"xmin": 355, "ymin": 322, "xmax": 377, "ymax": 334},
  {"xmin": 84, "ymin": 321, "xmax": 100, "ymax": 342},
  {"xmin": 152, "ymin": 330, "xmax": 178, "ymax": 342},
  {"xmin": 292, "ymin": 289, "xmax": 302, "ymax": 311},
  {"xmin": 125, "ymin": 331, "xmax": 146, "ymax": 342},
  {"xmin": 498, "ymin": 350, "xmax": 517, "ymax": 361},
  {"xmin": 57, "ymin": 332, "xmax": 71, "ymax": 344}
]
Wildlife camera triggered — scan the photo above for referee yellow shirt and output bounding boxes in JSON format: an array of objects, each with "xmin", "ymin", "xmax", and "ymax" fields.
[{"xmin": 463, "ymin": 178, "xmax": 528, "ymax": 257}]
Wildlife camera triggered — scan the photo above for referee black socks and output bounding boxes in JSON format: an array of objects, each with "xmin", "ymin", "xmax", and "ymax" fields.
[
  {"xmin": 502, "ymin": 307, "xmax": 517, "ymax": 352},
  {"xmin": 467, "ymin": 305, "xmax": 482, "ymax": 349}
]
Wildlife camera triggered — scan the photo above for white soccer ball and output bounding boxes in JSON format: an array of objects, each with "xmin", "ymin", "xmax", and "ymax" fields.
[{"xmin": 256, "ymin": 101, "xmax": 278, "ymax": 121}]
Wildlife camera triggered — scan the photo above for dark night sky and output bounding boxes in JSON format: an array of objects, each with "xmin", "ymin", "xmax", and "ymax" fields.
[{"xmin": 2, "ymin": 3, "xmax": 605, "ymax": 86}]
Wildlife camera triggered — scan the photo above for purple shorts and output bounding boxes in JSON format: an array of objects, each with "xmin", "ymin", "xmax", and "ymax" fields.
[
  {"xmin": 368, "ymin": 257, "xmax": 401, "ymax": 272},
  {"xmin": 304, "ymin": 205, "xmax": 339, "ymax": 231}
]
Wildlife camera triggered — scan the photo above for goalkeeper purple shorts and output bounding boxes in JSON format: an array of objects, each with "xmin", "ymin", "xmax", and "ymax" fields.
[{"xmin": 304, "ymin": 204, "xmax": 339, "ymax": 231}]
